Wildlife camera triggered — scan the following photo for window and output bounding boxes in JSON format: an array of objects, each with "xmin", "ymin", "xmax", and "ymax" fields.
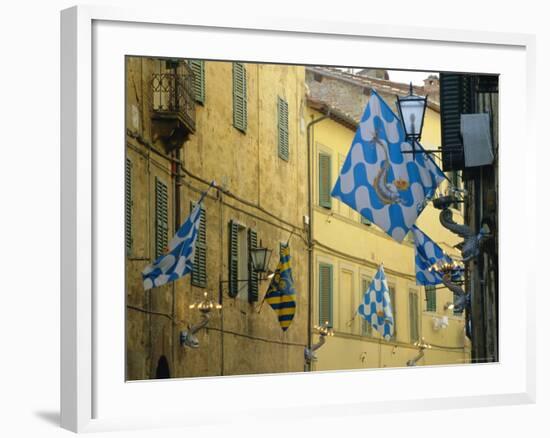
[
  {"xmin": 227, "ymin": 220, "xmax": 258, "ymax": 302},
  {"xmin": 154, "ymin": 177, "xmax": 169, "ymax": 259},
  {"xmin": 409, "ymin": 290, "xmax": 420, "ymax": 343},
  {"xmin": 318, "ymin": 152, "xmax": 332, "ymax": 209},
  {"xmin": 425, "ymin": 285, "xmax": 437, "ymax": 312},
  {"xmin": 125, "ymin": 158, "xmax": 133, "ymax": 254},
  {"xmin": 247, "ymin": 229, "xmax": 259, "ymax": 302},
  {"xmin": 232, "ymin": 62, "xmax": 247, "ymax": 132},
  {"xmin": 188, "ymin": 60, "xmax": 206, "ymax": 104},
  {"xmin": 360, "ymin": 277, "xmax": 372, "ymax": 336},
  {"xmin": 319, "ymin": 263, "xmax": 333, "ymax": 328},
  {"xmin": 277, "ymin": 97, "xmax": 289, "ymax": 161},
  {"xmin": 389, "ymin": 286, "xmax": 397, "ymax": 340},
  {"xmin": 190, "ymin": 202, "xmax": 207, "ymax": 288}
]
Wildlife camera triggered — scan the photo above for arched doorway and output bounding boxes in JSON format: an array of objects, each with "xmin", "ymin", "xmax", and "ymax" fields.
[{"xmin": 155, "ymin": 355, "xmax": 171, "ymax": 379}]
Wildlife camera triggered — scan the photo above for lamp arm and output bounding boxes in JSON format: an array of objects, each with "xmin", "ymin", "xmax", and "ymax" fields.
[
  {"xmin": 188, "ymin": 312, "xmax": 210, "ymax": 336},
  {"xmin": 406, "ymin": 348, "xmax": 425, "ymax": 366},
  {"xmin": 310, "ymin": 333, "xmax": 327, "ymax": 353}
]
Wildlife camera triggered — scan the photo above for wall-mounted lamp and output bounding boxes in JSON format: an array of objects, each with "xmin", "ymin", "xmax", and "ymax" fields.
[
  {"xmin": 180, "ymin": 291, "xmax": 222, "ymax": 348},
  {"xmin": 304, "ymin": 321, "xmax": 334, "ymax": 365},
  {"xmin": 406, "ymin": 337, "xmax": 431, "ymax": 366},
  {"xmin": 220, "ymin": 240, "xmax": 274, "ymax": 298},
  {"xmin": 396, "ymin": 83, "xmax": 428, "ymax": 158}
]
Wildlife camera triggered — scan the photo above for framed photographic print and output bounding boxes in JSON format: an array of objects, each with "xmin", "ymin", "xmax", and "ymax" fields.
[{"xmin": 61, "ymin": 5, "xmax": 536, "ymax": 433}]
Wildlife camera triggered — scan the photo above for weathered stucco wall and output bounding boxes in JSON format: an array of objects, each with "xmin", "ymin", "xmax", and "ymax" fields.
[{"xmin": 126, "ymin": 57, "xmax": 309, "ymax": 380}]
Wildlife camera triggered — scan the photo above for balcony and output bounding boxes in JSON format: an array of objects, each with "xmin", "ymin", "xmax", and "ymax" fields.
[{"xmin": 150, "ymin": 63, "xmax": 196, "ymax": 151}]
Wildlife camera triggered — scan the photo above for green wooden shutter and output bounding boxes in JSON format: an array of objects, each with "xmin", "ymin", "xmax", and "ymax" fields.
[
  {"xmin": 247, "ymin": 229, "xmax": 259, "ymax": 302},
  {"xmin": 440, "ymin": 73, "xmax": 473, "ymax": 171},
  {"xmin": 228, "ymin": 220, "xmax": 240, "ymax": 297},
  {"xmin": 389, "ymin": 286, "xmax": 396, "ymax": 340},
  {"xmin": 318, "ymin": 153, "xmax": 332, "ymax": 209},
  {"xmin": 191, "ymin": 202, "xmax": 207, "ymax": 288},
  {"xmin": 319, "ymin": 263, "xmax": 333, "ymax": 328},
  {"xmin": 125, "ymin": 158, "xmax": 133, "ymax": 254},
  {"xmin": 232, "ymin": 62, "xmax": 247, "ymax": 132},
  {"xmin": 409, "ymin": 291, "xmax": 419, "ymax": 343},
  {"xmin": 189, "ymin": 60, "xmax": 205, "ymax": 104},
  {"xmin": 361, "ymin": 277, "xmax": 372, "ymax": 336},
  {"xmin": 425, "ymin": 285, "xmax": 437, "ymax": 312},
  {"xmin": 277, "ymin": 97, "xmax": 289, "ymax": 161},
  {"xmin": 155, "ymin": 177, "xmax": 169, "ymax": 260}
]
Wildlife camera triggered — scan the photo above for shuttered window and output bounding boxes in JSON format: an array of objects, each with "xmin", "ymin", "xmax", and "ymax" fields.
[
  {"xmin": 247, "ymin": 229, "xmax": 259, "ymax": 302},
  {"xmin": 154, "ymin": 178, "xmax": 169, "ymax": 260},
  {"xmin": 440, "ymin": 73, "xmax": 473, "ymax": 171},
  {"xmin": 409, "ymin": 290, "xmax": 420, "ymax": 343},
  {"xmin": 125, "ymin": 158, "xmax": 133, "ymax": 254},
  {"xmin": 318, "ymin": 152, "xmax": 332, "ymax": 209},
  {"xmin": 389, "ymin": 286, "xmax": 396, "ymax": 340},
  {"xmin": 319, "ymin": 263, "xmax": 333, "ymax": 328},
  {"xmin": 360, "ymin": 277, "xmax": 372, "ymax": 336},
  {"xmin": 277, "ymin": 97, "xmax": 289, "ymax": 161},
  {"xmin": 228, "ymin": 220, "xmax": 240, "ymax": 297},
  {"xmin": 425, "ymin": 285, "xmax": 437, "ymax": 312},
  {"xmin": 190, "ymin": 202, "xmax": 207, "ymax": 288},
  {"xmin": 188, "ymin": 60, "xmax": 206, "ymax": 104},
  {"xmin": 232, "ymin": 62, "xmax": 247, "ymax": 132}
]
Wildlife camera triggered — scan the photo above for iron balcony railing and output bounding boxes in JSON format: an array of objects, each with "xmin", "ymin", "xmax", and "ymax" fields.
[{"xmin": 150, "ymin": 64, "xmax": 196, "ymax": 134}]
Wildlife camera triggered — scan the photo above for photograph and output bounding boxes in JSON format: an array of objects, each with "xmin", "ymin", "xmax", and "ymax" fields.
[{"xmin": 125, "ymin": 56, "xmax": 499, "ymax": 380}]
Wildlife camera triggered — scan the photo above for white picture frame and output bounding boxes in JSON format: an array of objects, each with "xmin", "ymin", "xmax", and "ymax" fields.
[{"xmin": 60, "ymin": 5, "xmax": 536, "ymax": 433}]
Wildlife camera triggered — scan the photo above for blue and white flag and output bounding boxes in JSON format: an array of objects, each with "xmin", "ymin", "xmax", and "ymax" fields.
[
  {"xmin": 142, "ymin": 197, "xmax": 203, "ymax": 290},
  {"xmin": 412, "ymin": 225, "xmax": 461, "ymax": 286},
  {"xmin": 358, "ymin": 265, "xmax": 394, "ymax": 341},
  {"xmin": 331, "ymin": 90, "xmax": 445, "ymax": 242}
]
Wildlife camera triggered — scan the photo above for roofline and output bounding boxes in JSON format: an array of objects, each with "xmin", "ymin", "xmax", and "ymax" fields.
[{"xmin": 306, "ymin": 66, "xmax": 440, "ymax": 113}]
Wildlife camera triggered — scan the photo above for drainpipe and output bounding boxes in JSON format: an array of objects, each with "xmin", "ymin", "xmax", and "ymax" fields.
[{"xmin": 306, "ymin": 110, "xmax": 330, "ymax": 371}]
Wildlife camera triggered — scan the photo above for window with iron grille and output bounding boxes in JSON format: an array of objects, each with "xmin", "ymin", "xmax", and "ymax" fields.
[
  {"xmin": 232, "ymin": 62, "xmax": 247, "ymax": 132},
  {"xmin": 155, "ymin": 178, "xmax": 169, "ymax": 260}
]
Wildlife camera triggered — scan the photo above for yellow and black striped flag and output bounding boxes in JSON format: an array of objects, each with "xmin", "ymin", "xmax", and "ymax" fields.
[{"xmin": 264, "ymin": 244, "xmax": 296, "ymax": 331}]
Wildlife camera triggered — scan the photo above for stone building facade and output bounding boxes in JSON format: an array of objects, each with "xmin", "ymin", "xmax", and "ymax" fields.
[{"xmin": 125, "ymin": 57, "xmax": 309, "ymax": 380}]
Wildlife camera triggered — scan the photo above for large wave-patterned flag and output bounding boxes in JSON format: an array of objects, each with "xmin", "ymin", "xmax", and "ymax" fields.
[
  {"xmin": 412, "ymin": 225, "xmax": 460, "ymax": 286},
  {"xmin": 142, "ymin": 198, "xmax": 203, "ymax": 290},
  {"xmin": 264, "ymin": 243, "xmax": 297, "ymax": 331},
  {"xmin": 331, "ymin": 90, "xmax": 445, "ymax": 242},
  {"xmin": 358, "ymin": 265, "xmax": 394, "ymax": 341}
]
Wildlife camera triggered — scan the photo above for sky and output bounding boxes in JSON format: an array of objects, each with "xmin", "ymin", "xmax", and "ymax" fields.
[{"xmin": 386, "ymin": 70, "xmax": 438, "ymax": 86}]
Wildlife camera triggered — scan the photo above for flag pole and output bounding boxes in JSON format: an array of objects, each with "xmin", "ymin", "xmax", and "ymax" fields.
[{"xmin": 196, "ymin": 180, "xmax": 216, "ymax": 205}]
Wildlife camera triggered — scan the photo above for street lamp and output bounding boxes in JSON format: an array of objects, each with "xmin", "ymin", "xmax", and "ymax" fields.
[
  {"xmin": 249, "ymin": 240, "xmax": 273, "ymax": 280},
  {"xmin": 396, "ymin": 82, "xmax": 428, "ymax": 158}
]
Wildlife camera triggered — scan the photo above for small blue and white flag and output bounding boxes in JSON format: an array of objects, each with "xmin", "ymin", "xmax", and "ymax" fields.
[
  {"xmin": 331, "ymin": 90, "xmax": 445, "ymax": 243},
  {"xmin": 142, "ymin": 186, "xmax": 211, "ymax": 290},
  {"xmin": 412, "ymin": 225, "xmax": 461, "ymax": 286},
  {"xmin": 358, "ymin": 265, "xmax": 394, "ymax": 341}
]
